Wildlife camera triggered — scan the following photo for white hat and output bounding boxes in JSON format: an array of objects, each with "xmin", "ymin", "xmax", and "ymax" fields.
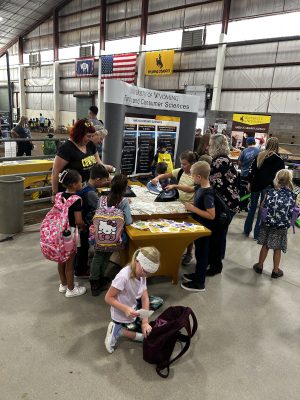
[{"xmin": 136, "ymin": 251, "xmax": 159, "ymax": 274}]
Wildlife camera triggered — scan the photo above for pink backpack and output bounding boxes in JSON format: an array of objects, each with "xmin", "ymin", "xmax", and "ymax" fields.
[
  {"xmin": 40, "ymin": 193, "xmax": 81, "ymax": 263},
  {"xmin": 91, "ymin": 196, "xmax": 125, "ymax": 252}
]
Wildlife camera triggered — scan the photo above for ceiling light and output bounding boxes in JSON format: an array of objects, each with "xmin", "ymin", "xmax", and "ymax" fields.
[{"xmin": 0, "ymin": 18, "xmax": 3, "ymax": 22}]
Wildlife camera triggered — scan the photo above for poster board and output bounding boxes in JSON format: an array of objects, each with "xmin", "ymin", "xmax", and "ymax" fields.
[
  {"xmin": 231, "ymin": 113, "xmax": 271, "ymax": 149},
  {"xmin": 121, "ymin": 116, "xmax": 180, "ymax": 176}
]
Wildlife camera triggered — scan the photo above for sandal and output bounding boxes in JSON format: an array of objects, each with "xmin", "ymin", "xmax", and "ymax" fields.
[{"xmin": 253, "ymin": 263, "xmax": 263, "ymax": 274}]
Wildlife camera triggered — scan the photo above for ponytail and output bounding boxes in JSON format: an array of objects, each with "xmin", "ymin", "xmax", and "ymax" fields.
[{"xmin": 58, "ymin": 169, "xmax": 81, "ymax": 188}]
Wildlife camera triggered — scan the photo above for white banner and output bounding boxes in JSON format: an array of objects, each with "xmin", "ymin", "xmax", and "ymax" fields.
[
  {"xmin": 25, "ymin": 78, "xmax": 54, "ymax": 87},
  {"xmin": 104, "ymin": 80, "xmax": 200, "ymax": 114}
]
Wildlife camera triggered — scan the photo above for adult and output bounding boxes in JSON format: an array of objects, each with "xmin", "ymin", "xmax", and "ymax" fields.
[
  {"xmin": 11, "ymin": 116, "xmax": 33, "ymax": 156},
  {"xmin": 196, "ymin": 132, "xmax": 211, "ymax": 162},
  {"xmin": 91, "ymin": 126, "xmax": 108, "ymax": 159},
  {"xmin": 39, "ymin": 113, "xmax": 45, "ymax": 130},
  {"xmin": 208, "ymin": 134, "xmax": 240, "ymax": 272},
  {"xmin": 51, "ymin": 119, "xmax": 113, "ymax": 196},
  {"xmin": 243, "ymin": 137, "xmax": 285, "ymax": 239},
  {"xmin": 238, "ymin": 136, "xmax": 260, "ymax": 180},
  {"xmin": 88, "ymin": 106, "xmax": 104, "ymax": 128}
]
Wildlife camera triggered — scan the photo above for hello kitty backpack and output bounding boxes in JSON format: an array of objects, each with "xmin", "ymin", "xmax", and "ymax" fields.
[
  {"xmin": 91, "ymin": 196, "xmax": 125, "ymax": 252},
  {"xmin": 40, "ymin": 193, "xmax": 81, "ymax": 263}
]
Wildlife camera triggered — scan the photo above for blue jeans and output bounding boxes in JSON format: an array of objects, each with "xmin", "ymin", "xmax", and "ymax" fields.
[{"xmin": 244, "ymin": 189, "xmax": 268, "ymax": 239}]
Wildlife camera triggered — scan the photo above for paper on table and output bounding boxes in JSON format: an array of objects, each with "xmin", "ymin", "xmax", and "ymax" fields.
[{"xmin": 137, "ymin": 309, "xmax": 154, "ymax": 319}]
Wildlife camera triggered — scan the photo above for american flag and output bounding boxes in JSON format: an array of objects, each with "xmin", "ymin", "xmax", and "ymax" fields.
[{"xmin": 101, "ymin": 53, "xmax": 137, "ymax": 86}]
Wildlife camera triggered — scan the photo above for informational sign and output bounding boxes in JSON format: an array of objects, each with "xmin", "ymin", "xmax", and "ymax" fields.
[
  {"xmin": 75, "ymin": 58, "xmax": 95, "ymax": 77},
  {"xmin": 232, "ymin": 113, "xmax": 271, "ymax": 134},
  {"xmin": 145, "ymin": 50, "xmax": 174, "ymax": 76},
  {"xmin": 104, "ymin": 80, "xmax": 200, "ymax": 114},
  {"xmin": 231, "ymin": 113, "xmax": 271, "ymax": 149},
  {"xmin": 121, "ymin": 116, "xmax": 180, "ymax": 176}
]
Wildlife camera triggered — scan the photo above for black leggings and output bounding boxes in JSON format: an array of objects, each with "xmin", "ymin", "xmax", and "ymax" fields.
[{"xmin": 17, "ymin": 142, "xmax": 32, "ymax": 156}]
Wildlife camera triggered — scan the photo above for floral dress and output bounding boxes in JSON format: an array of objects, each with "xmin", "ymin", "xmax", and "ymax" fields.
[{"xmin": 210, "ymin": 155, "xmax": 240, "ymax": 213}]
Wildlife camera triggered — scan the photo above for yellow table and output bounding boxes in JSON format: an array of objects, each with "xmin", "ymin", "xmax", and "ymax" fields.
[
  {"xmin": 0, "ymin": 159, "xmax": 53, "ymax": 188},
  {"xmin": 124, "ymin": 217, "xmax": 211, "ymax": 284}
]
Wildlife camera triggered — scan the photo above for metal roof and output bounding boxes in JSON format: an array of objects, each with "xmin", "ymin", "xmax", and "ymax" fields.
[{"xmin": 0, "ymin": 0, "xmax": 70, "ymax": 54}]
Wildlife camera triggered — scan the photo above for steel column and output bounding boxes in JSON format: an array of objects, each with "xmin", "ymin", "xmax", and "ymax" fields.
[
  {"xmin": 53, "ymin": 9, "xmax": 59, "ymax": 61},
  {"xmin": 221, "ymin": 0, "xmax": 231, "ymax": 34},
  {"xmin": 140, "ymin": 0, "xmax": 149, "ymax": 46},
  {"xmin": 100, "ymin": 0, "xmax": 107, "ymax": 51},
  {"xmin": 18, "ymin": 37, "xmax": 24, "ymax": 65}
]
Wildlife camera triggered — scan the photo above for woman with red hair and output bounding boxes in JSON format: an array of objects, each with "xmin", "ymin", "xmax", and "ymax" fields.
[{"xmin": 51, "ymin": 119, "xmax": 113, "ymax": 195}]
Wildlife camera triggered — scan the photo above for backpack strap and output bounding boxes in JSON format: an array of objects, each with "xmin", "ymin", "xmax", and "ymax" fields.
[
  {"xmin": 176, "ymin": 168, "xmax": 184, "ymax": 183},
  {"xmin": 156, "ymin": 308, "xmax": 198, "ymax": 378}
]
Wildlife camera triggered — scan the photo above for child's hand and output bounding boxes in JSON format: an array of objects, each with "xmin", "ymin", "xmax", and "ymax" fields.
[
  {"xmin": 142, "ymin": 322, "xmax": 152, "ymax": 337},
  {"xmin": 124, "ymin": 307, "xmax": 139, "ymax": 318},
  {"xmin": 165, "ymin": 184, "xmax": 176, "ymax": 191},
  {"xmin": 185, "ymin": 202, "xmax": 194, "ymax": 212},
  {"xmin": 151, "ymin": 177, "xmax": 159, "ymax": 185}
]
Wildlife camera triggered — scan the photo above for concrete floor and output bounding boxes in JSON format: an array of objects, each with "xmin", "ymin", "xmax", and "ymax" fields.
[{"xmin": 0, "ymin": 213, "xmax": 299, "ymax": 400}]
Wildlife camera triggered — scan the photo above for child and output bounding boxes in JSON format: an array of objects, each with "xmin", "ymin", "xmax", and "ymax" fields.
[
  {"xmin": 151, "ymin": 150, "xmax": 199, "ymax": 265},
  {"xmin": 253, "ymin": 169, "xmax": 296, "ymax": 278},
  {"xmin": 43, "ymin": 132, "xmax": 59, "ymax": 156},
  {"xmin": 104, "ymin": 246, "xmax": 160, "ymax": 353},
  {"xmin": 156, "ymin": 161, "xmax": 169, "ymax": 189},
  {"xmin": 74, "ymin": 164, "xmax": 110, "ymax": 279},
  {"xmin": 90, "ymin": 174, "xmax": 133, "ymax": 296},
  {"xmin": 181, "ymin": 161, "xmax": 215, "ymax": 292},
  {"xmin": 58, "ymin": 169, "xmax": 87, "ymax": 297}
]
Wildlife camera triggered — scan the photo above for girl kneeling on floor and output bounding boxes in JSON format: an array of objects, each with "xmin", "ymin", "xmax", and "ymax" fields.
[
  {"xmin": 104, "ymin": 247, "xmax": 160, "ymax": 353},
  {"xmin": 253, "ymin": 169, "xmax": 297, "ymax": 279}
]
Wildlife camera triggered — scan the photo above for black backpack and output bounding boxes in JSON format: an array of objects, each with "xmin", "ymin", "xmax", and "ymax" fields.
[
  {"xmin": 213, "ymin": 190, "xmax": 232, "ymax": 226},
  {"xmin": 143, "ymin": 306, "xmax": 198, "ymax": 378}
]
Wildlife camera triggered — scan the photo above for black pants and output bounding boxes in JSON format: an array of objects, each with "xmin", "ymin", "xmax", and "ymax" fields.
[
  {"xmin": 17, "ymin": 141, "xmax": 32, "ymax": 156},
  {"xmin": 208, "ymin": 226, "xmax": 226, "ymax": 274},
  {"xmin": 74, "ymin": 230, "xmax": 89, "ymax": 275},
  {"xmin": 194, "ymin": 236, "xmax": 210, "ymax": 286}
]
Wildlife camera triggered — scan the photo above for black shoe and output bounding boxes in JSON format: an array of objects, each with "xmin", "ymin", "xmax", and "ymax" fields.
[
  {"xmin": 182, "ymin": 273, "xmax": 196, "ymax": 282},
  {"xmin": 206, "ymin": 269, "xmax": 222, "ymax": 276},
  {"xmin": 271, "ymin": 269, "xmax": 284, "ymax": 279},
  {"xmin": 90, "ymin": 279, "xmax": 101, "ymax": 296},
  {"xmin": 253, "ymin": 263, "xmax": 263, "ymax": 274},
  {"xmin": 181, "ymin": 281, "xmax": 205, "ymax": 292}
]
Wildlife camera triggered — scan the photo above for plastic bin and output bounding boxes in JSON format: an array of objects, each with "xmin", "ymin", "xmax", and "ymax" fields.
[{"xmin": 0, "ymin": 175, "xmax": 25, "ymax": 234}]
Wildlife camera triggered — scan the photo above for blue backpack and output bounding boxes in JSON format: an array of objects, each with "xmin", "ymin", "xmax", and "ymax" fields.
[{"xmin": 261, "ymin": 188, "xmax": 297, "ymax": 230}]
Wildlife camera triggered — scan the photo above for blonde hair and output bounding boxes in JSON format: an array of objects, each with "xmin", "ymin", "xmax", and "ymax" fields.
[
  {"xmin": 191, "ymin": 161, "xmax": 210, "ymax": 179},
  {"xmin": 257, "ymin": 137, "xmax": 279, "ymax": 168},
  {"xmin": 209, "ymin": 133, "xmax": 230, "ymax": 158},
  {"xmin": 130, "ymin": 247, "xmax": 160, "ymax": 278},
  {"xmin": 199, "ymin": 154, "xmax": 212, "ymax": 165},
  {"xmin": 94, "ymin": 126, "xmax": 108, "ymax": 138},
  {"xmin": 274, "ymin": 169, "xmax": 294, "ymax": 190},
  {"xmin": 18, "ymin": 116, "xmax": 28, "ymax": 127}
]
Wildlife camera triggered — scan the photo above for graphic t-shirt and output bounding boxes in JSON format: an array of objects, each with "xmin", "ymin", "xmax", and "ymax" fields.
[
  {"xmin": 57, "ymin": 140, "xmax": 97, "ymax": 183},
  {"xmin": 172, "ymin": 168, "xmax": 195, "ymax": 203},
  {"xmin": 238, "ymin": 147, "xmax": 260, "ymax": 177},
  {"xmin": 111, "ymin": 265, "xmax": 147, "ymax": 323}
]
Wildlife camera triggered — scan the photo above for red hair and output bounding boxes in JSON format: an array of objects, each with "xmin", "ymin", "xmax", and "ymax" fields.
[{"xmin": 70, "ymin": 119, "xmax": 96, "ymax": 143}]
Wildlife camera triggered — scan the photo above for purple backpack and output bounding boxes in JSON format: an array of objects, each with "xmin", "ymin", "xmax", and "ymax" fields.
[{"xmin": 143, "ymin": 306, "xmax": 198, "ymax": 378}]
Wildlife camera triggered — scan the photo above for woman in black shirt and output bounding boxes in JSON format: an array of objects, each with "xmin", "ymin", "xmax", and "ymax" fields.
[{"xmin": 51, "ymin": 119, "xmax": 113, "ymax": 195}]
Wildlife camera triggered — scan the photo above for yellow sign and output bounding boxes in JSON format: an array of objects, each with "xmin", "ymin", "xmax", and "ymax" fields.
[
  {"xmin": 145, "ymin": 50, "xmax": 174, "ymax": 76},
  {"xmin": 233, "ymin": 114, "xmax": 271, "ymax": 126}
]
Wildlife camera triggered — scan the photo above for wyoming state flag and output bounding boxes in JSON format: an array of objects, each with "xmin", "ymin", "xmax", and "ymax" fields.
[{"xmin": 145, "ymin": 50, "xmax": 174, "ymax": 76}]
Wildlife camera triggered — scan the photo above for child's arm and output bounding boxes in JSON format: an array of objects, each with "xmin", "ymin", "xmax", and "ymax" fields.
[
  {"xmin": 151, "ymin": 172, "xmax": 173, "ymax": 185},
  {"xmin": 105, "ymin": 286, "xmax": 139, "ymax": 318},
  {"xmin": 166, "ymin": 183, "xmax": 195, "ymax": 193},
  {"xmin": 141, "ymin": 289, "xmax": 152, "ymax": 337},
  {"xmin": 120, "ymin": 198, "xmax": 133, "ymax": 225},
  {"xmin": 74, "ymin": 211, "xmax": 86, "ymax": 231},
  {"xmin": 185, "ymin": 203, "xmax": 215, "ymax": 220}
]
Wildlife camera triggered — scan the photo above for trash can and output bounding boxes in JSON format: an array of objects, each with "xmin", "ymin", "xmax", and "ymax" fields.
[{"xmin": 0, "ymin": 175, "xmax": 25, "ymax": 234}]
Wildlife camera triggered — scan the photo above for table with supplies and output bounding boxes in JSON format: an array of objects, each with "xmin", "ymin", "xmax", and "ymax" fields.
[{"xmin": 113, "ymin": 184, "xmax": 211, "ymax": 284}]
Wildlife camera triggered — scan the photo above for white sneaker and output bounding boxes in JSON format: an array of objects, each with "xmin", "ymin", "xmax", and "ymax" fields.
[
  {"xmin": 65, "ymin": 285, "xmax": 86, "ymax": 298},
  {"xmin": 105, "ymin": 321, "xmax": 122, "ymax": 354},
  {"xmin": 59, "ymin": 282, "xmax": 79, "ymax": 293}
]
